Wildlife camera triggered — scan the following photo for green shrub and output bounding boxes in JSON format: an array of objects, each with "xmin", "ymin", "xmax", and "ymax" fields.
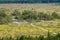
[
  {"xmin": 38, "ymin": 12, "xmax": 53, "ymax": 21},
  {"xmin": 0, "ymin": 10, "xmax": 12, "ymax": 24},
  {"xmin": 52, "ymin": 12, "xmax": 60, "ymax": 19}
]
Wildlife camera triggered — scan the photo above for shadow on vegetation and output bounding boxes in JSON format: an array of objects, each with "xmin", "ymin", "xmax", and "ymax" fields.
[{"xmin": 0, "ymin": 32, "xmax": 60, "ymax": 40}]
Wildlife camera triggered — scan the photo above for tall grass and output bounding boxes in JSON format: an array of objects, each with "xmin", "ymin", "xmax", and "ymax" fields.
[{"xmin": 0, "ymin": 32, "xmax": 60, "ymax": 40}]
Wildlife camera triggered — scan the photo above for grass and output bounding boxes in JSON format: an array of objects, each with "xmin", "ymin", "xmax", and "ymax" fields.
[
  {"xmin": 0, "ymin": 24, "xmax": 46, "ymax": 38},
  {"xmin": 0, "ymin": 4, "xmax": 60, "ymax": 14},
  {"xmin": 0, "ymin": 4, "xmax": 60, "ymax": 39},
  {"xmin": 0, "ymin": 21, "xmax": 60, "ymax": 38},
  {"xmin": 33, "ymin": 21, "xmax": 60, "ymax": 34}
]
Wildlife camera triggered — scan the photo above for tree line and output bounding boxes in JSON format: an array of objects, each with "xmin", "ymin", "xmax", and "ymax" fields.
[{"xmin": 0, "ymin": 0, "xmax": 60, "ymax": 3}]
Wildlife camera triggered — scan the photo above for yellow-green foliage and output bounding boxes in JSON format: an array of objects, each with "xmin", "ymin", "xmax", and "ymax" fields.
[
  {"xmin": 0, "ymin": 21, "xmax": 60, "ymax": 38},
  {"xmin": 0, "ymin": 4, "xmax": 60, "ymax": 14},
  {"xmin": 0, "ymin": 24, "xmax": 47, "ymax": 38},
  {"xmin": 34, "ymin": 21, "xmax": 60, "ymax": 33},
  {"xmin": 0, "ymin": 4, "xmax": 60, "ymax": 38}
]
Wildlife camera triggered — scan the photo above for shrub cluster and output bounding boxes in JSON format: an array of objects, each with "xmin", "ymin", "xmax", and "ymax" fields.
[
  {"xmin": 0, "ymin": 10, "xmax": 60, "ymax": 24},
  {"xmin": 0, "ymin": 10, "xmax": 12, "ymax": 24},
  {"xmin": 12, "ymin": 10, "xmax": 60, "ymax": 22}
]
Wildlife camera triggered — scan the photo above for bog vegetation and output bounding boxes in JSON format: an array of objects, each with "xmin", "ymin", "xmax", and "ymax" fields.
[
  {"xmin": 0, "ymin": 9, "xmax": 60, "ymax": 24},
  {"xmin": 0, "ymin": 9, "xmax": 60, "ymax": 40}
]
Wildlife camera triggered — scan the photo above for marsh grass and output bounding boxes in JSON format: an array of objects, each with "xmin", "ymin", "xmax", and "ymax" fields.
[{"xmin": 0, "ymin": 32, "xmax": 60, "ymax": 40}]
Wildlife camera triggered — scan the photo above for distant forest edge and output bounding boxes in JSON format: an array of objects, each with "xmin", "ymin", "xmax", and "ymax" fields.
[{"xmin": 0, "ymin": 0, "xmax": 60, "ymax": 3}]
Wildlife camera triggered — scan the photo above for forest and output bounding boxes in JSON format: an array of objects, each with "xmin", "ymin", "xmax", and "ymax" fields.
[{"xmin": 0, "ymin": 0, "xmax": 60, "ymax": 3}]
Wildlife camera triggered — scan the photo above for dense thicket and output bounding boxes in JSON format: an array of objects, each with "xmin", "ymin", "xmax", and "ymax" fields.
[
  {"xmin": 0, "ymin": 10, "xmax": 12, "ymax": 24},
  {"xmin": 0, "ymin": 0, "xmax": 60, "ymax": 3},
  {"xmin": 12, "ymin": 10, "xmax": 60, "ymax": 22},
  {"xmin": 0, "ymin": 10, "xmax": 60, "ymax": 24}
]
